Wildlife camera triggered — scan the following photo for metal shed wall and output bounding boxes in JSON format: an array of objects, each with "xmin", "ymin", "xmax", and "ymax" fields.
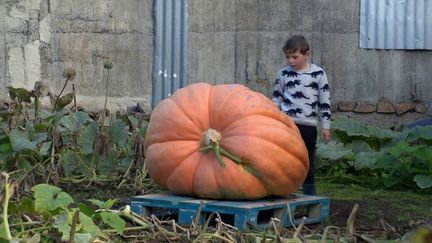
[
  {"xmin": 360, "ymin": 0, "xmax": 432, "ymax": 49},
  {"xmin": 152, "ymin": 0, "xmax": 189, "ymax": 107}
]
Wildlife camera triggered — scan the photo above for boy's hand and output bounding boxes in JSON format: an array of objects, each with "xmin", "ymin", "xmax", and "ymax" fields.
[{"xmin": 321, "ymin": 128, "xmax": 331, "ymax": 142}]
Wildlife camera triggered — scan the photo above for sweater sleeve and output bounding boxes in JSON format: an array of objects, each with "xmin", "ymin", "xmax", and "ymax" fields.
[
  {"xmin": 272, "ymin": 71, "xmax": 284, "ymax": 107},
  {"xmin": 318, "ymin": 71, "xmax": 331, "ymax": 129}
]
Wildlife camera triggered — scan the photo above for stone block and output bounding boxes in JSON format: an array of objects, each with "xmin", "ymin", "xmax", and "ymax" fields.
[
  {"xmin": 353, "ymin": 102, "xmax": 376, "ymax": 113},
  {"xmin": 414, "ymin": 103, "xmax": 427, "ymax": 114},
  {"xmin": 395, "ymin": 103, "xmax": 415, "ymax": 116},
  {"xmin": 377, "ymin": 97, "xmax": 395, "ymax": 114},
  {"xmin": 338, "ymin": 101, "xmax": 356, "ymax": 112}
]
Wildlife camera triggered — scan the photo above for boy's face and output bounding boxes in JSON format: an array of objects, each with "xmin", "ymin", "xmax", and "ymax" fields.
[{"xmin": 285, "ymin": 50, "xmax": 310, "ymax": 71}]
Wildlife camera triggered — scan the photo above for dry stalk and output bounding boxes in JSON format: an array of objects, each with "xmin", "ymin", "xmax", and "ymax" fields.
[
  {"xmin": 293, "ymin": 216, "xmax": 307, "ymax": 240},
  {"xmin": 347, "ymin": 203, "xmax": 360, "ymax": 235},
  {"xmin": 321, "ymin": 225, "xmax": 342, "ymax": 243}
]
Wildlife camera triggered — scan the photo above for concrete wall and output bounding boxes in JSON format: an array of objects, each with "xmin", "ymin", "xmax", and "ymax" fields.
[
  {"xmin": 1, "ymin": 0, "xmax": 431, "ymax": 112},
  {"xmin": 188, "ymin": 0, "xmax": 432, "ymax": 105},
  {"xmin": 1, "ymin": 0, "xmax": 153, "ymax": 111}
]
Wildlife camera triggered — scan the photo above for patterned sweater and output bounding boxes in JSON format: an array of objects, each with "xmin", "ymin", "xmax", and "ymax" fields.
[{"xmin": 272, "ymin": 64, "xmax": 331, "ymax": 129}]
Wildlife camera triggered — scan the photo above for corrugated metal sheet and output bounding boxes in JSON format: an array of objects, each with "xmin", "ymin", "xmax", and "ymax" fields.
[
  {"xmin": 152, "ymin": 0, "xmax": 189, "ymax": 107},
  {"xmin": 360, "ymin": 0, "xmax": 432, "ymax": 49}
]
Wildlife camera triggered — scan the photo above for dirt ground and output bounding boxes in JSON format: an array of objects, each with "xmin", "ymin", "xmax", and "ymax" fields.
[{"xmin": 325, "ymin": 199, "xmax": 431, "ymax": 240}]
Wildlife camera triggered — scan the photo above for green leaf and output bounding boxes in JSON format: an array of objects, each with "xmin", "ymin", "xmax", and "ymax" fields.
[
  {"xmin": 375, "ymin": 154, "xmax": 398, "ymax": 170},
  {"xmin": 54, "ymin": 211, "xmax": 101, "ymax": 241},
  {"xmin": 75, "ymin": 233, "xmax": 93, "ymax": 243},
  {"xmin": 87, "ymin": 199, "xmax": 105, "ymax": 208},
  {"xmin": 332, "ymin": 116, "xmax": 398, "ymax": 140},
  {"xmin": 58, "ymin": 112, "xmax": 92, "ymax": 134},
  {"xmin": 61, "ymin": 149, "xmax": 79, "ymax": 176},
  {"xmin": 8, "ymin": 201, "xmax": 19, "ymax": 214},
  {"xmin": 109, "ymin": 119, "xmax": 127, "ymax": 147},
  {"xmin": 0, "ymin": 139, "xmax": 14, "ymax": 161},
  {"xmin": 388, "ymin": 142, "xmax": 419, "ymax": 157},
  {"xmin": 88, "ymin": 198, "xmax": 117, "ymax": 209},
  {"xmin": 100, "ymin": 211, "xmax": 126, "ymax": 234},
  {"xmin": 316, "ymin": 141, "xmax": 355, "ymax": 161},
  {"xmin": 32, "ymin": 184, "xmax": 74, "ymax": 213},
  {"xmin": 404, "ymin": 125, "xmax": 432, "ymax": 142},
  {"xmin": 79, "ymin": 212, "xmax": 101, "ymax": 235},
  {"xmin": 20, "ymin": 196, "xmax": 35, "ymax": 213},
  {"xmin": 351, "ymin": 152, "xmax": 381, "ymax": 170},
  {"xmin": 413, "ymin": 175, "xmax": 432, "ymax": 189},
  {"xmin": 78, "ymin": 122, "xmax": 98, "ymax": 154},
  {"xmin": 97, "ymin": 150, "xmax": 118, "ymax": 174},
  {"xmin": 18, "ymin": 158, "xmax": 32, "ymax": 171},
  {"xmin": 9, "ymin": 129, "xmax": 36, "ymax": 151},
  {"xmin": 415, "ymin": 147, "xmax": 432, "ymax": 162},
  {"xmin": 78, "ymin": 203, "xmax": 95, "ymax": 217},
  {"xmin": 127, "ymin": 115, "xmax": 139, "ymax": 129},
  {"xmin": 39, "ymin": 141, "xmax": 52, "ymax": 156},
  {"xmin": 139, "ymin": 120, "xmax": 148, "ymax": 137},
  {"xmin": 381, "ymin": 173, "xmax": 401, "ymax": 188},
  {"xmin": 53, "ymin": 212, "xmax": 71, "ymax": 241},
  {"xmin": 351, "ymin": 139, "xmax": 375, "ymax": 153}
]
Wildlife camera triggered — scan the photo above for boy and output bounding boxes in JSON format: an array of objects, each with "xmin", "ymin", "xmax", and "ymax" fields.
[{"xmin": 272, "ymin": 35, "xmax": 331, "ymax": 195}]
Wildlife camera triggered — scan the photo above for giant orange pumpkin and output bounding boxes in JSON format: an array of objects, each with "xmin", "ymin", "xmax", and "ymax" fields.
[{"xmin": 144, "ymin": 82, "xmax": 308, "ymax": 200}]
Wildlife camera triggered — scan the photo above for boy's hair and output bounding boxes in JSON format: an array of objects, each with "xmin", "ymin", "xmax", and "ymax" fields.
[{"xmin": 282, "ymin": 35, "xmax": 310, "ymax": 54}]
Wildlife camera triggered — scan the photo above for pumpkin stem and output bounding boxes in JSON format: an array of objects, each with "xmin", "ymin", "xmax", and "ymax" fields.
[{"xmin": 201, "ymin": 128, "xmax": 243, "ymax": 167}]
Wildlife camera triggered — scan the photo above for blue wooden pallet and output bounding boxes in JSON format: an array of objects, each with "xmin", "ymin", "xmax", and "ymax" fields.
[{"xmin": 131, "ymin": 192, "xmax": 330, "ymax": 230}]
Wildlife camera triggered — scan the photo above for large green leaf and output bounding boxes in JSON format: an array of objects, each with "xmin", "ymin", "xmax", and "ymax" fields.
[
  {"xmin": 350, "ymin": 151, "xmax": 382, "ymax": 170},
  {"xmin": 375, "ymin": 154, "xmax": 399, "ymax": 170},
  {"xmin": 78, "ymin": 122, "xmax": 98, "ymax": 154},
  {"xmin": 388, "ymin": 142, "xmax": 419, "ymax": 157},
  {"xmin": 414, "ymin": 146, "xmax": 432, "ymax": 162},
  {"xmin": 316, "ymin": 141, "xmax": 355, "ymax": 161},
  {"xmin": 413, "ymin": 175, "xmax": 432, "ymax": 189},
  {"xmin": 100, "ymin": 211, "xmax": 126, "ymax": 234},
  {"xmin": 332, "ymin": 116, "xmax": 398, "ymax": 139},
  {"xmin": 109, "ymin": 119, "xmax": 128, "ymax": 147},
  {"xmin": 53, "ymin": 211, "xmax": 71, "ymax": 241},
  {"xmin": 61, "ymin": 149, "xmax": 80, "ymax": 176},
  {"xmin": 0, "ymin": 137, "xmax": 14, "ymax": 161},
  {"xmin": 9, "ymin": 129, "xmax": 36, "ymax": 152},
  {"xmin": 97, "ymin": 150, "xmax": 118, "ymax": 174},
  {"xmin": 88, "ymin": 198, "xmax": 118, "ymax": 209},
  {"xmin": 58, "ymin": 112, "xmax": 92, "ymax": 134},
  {"xmin": 403, "ymin": 125, "xmax": 432, "ymax": 142},
  {"xmin": 79, "ymin": 212, "xmax": 101, "ymax": 235},
  {"xmin": 32, "ymin": 184, "xmax": 74, "ymax": 213},
  {"xmin": 54, "ymin": 210, "xmax": 100, "ymax": 242}
]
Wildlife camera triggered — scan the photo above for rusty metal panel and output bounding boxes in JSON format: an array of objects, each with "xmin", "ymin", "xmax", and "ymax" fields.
[
  {"xmin": 152, "ymin": 0, "xmax": 188, "ymax": 107},
  {"xmin": 360, "ymin": 0, "xmax": 432, "ymax": 49}
]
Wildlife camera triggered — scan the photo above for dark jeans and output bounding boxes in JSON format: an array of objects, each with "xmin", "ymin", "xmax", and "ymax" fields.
[{"xmin": 295, "ymin": 124, "xmax": 317, "ymax": 185}]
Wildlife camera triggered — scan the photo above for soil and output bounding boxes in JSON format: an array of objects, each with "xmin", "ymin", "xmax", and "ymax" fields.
[{"xmin": 326, "ymin": 199, "xmax": 431, "ymax": 240}]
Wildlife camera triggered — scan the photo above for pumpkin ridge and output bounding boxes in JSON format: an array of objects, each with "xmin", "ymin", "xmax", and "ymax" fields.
[
  {"xmin": 222, "ymin": 133, "xmax": 305, "ymax": 158},
  {"xmin": 170, "ymin": 97, "xmax": 207, "ymax": 132},
  {"xmin": 146, "ymin": 141, "xmax": 196, "ymax": 187},
  {"xmin": 166, "ymin": 150, "xmax": 201, "ymax": 193},
  {"xmin": 221, "ymin": 114, "xmax": 298, "ymax": 135},
  {"xmin": 221, "ymin": 135, "xmax": 308, "ymax": 190},
  {"xmin": 194, "ymin": 152, "xmax": 223, "ymax": 198},
  {"xmin": 208, "ymin": 84, "xmax": 248, "ymax": 130},
  {"xmin": 221, "ymin": 122, "xmax": 306, "ymax": 160}
]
